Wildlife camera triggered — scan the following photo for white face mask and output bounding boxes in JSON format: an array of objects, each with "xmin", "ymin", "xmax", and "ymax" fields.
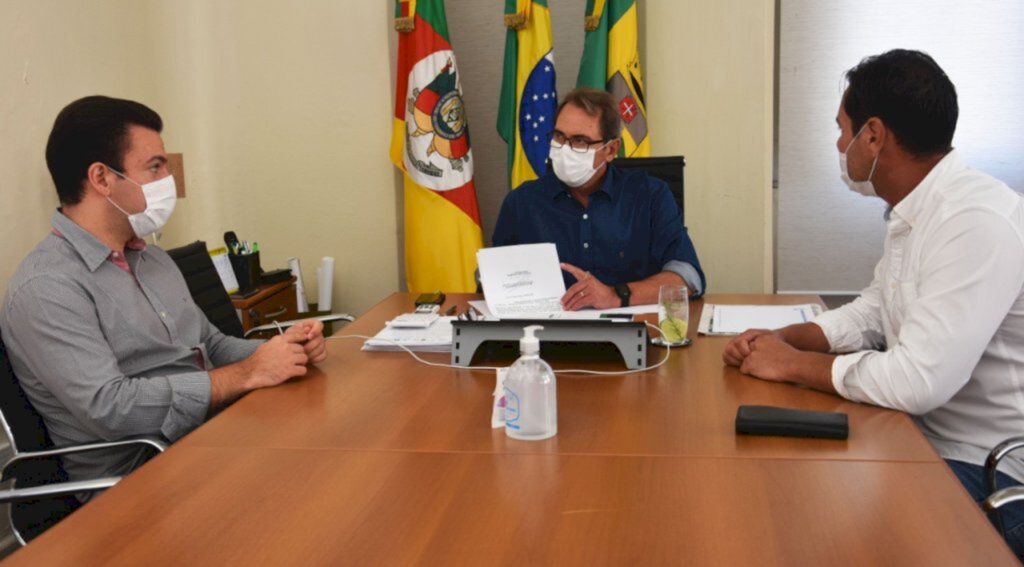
[
  {"xmin": 549, "ymin": 142, "xmax": 609, "ymax": 188},
  {"xmin": 839, "ymin": 124, "xmax": 879, "ymax": 197},
  {"xmin": 106, "ymin": 168, "xmax": 177, "ymax": 238}
]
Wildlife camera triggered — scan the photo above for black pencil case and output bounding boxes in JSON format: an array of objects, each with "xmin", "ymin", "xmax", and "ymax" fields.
[{"xmin": 735, "ymin": 405, "xmax": 849, "ymax": 440}]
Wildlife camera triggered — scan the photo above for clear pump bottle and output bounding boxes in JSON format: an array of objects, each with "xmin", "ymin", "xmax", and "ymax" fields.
[{"xmin": 504, "ymin": 325, "xmax": 557, "ymax": 440}]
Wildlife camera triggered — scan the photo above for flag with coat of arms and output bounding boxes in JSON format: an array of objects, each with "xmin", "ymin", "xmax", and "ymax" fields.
[
  {"xmin": 390, "ymin": 0, "xmax": 484, "ymax": 293},
  {"xmin": 576, "ymin": 0, "xmax": 650, "ymax": 157},
  {"xmin": 497, "ymin": 0, "xmax": 557, "ymax": 190}
]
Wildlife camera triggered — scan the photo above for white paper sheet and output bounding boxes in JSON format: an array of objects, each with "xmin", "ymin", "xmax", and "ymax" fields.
[
  {"xmin": 288, "ymin": 257, "xmax": 310, "ymax": 313},
  {"xmin": 467, "ymin": 300, "xmax": 656, "ymax": 321},
  {"xmin": 467, "ymin": 300, "xmax": 495, "ymax": 320},
  {"xmin": 318, "ymin": 256, "xmax": 334, "ymax": 312},
  {"xmin": 597, "ymin": 304, "xmax": 660, "ymax": 316},
  {"xmin": 477, "ymin": 243, "xmax": 566, "ymax": 319},
  {"xmin": 697, "ymin": 304, "xmax": 822, "ymax": 335}
]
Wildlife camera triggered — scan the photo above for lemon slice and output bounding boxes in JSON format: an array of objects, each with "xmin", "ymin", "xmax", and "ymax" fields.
[{"xmin": 660, "ymin": 317, "xmax": 688, "ymax": 344}]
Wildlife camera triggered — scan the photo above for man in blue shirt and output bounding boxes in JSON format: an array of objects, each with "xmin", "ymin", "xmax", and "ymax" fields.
[{"xmin": 492, "ymin": 87, "xmax": 704, "ymax": 310}]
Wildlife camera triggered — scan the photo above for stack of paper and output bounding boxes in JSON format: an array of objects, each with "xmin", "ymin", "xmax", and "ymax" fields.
[
  {"xmin": 362, "ymin": 317, "xmax": 454, "ymax": 352},
  {"xmin": 698, "ymin": 304, "xmax": 822, "ymax": 335}
]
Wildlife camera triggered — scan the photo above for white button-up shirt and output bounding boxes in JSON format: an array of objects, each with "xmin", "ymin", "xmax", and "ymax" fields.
[{"xmin": 814, "ymin": 150, "xmax": 1024, "ymax": 481}]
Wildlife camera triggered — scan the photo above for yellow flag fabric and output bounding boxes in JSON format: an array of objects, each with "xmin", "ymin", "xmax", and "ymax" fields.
[
  {"xmin": 390, "ymin": 0, "xmax": 483, "ymax": 293},
  {"xmin": 577, "ymin": 0, "xmax": 649, "ymax": 157}
]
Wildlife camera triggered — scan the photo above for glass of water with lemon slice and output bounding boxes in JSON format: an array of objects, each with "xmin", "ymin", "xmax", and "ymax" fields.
[{"xmin": 651, "ymin": 284, "xmax": 691, "ymax": 347}]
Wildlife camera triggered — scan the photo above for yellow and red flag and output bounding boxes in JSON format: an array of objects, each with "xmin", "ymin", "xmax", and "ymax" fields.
[
  {"xmin": 497, "ymin": 0, "xmax": 557, "ymax": 190},
  {"xmin": 391, "ymin": 0, "xmax": 483, "ymax": 292},
  {"xmin": 576, "ymin": 0, "xmax": 649, "ymax": 157}
]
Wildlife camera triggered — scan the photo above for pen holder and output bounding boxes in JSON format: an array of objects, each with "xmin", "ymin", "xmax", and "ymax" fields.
[{"xmin": 230, "ymin": 251, "xmax": 261, "ymax": 294}]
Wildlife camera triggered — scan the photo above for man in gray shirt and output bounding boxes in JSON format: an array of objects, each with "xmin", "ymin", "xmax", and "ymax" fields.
[{"xmin": 0, "ymin": 96, "xmax": 327, "ymax": 486}]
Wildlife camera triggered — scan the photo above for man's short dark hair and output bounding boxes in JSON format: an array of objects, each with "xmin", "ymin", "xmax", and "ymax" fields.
[
  {"xmin": 45, "ymin": 96, "xmax": 163, "ymax": 205},
  {"xmin": 843, "ymin": 49, "xmax": 958, "ymax": 157},
  {"xmin": 556, "ymin": 87, "xmax": 622, "ymax": 141}
]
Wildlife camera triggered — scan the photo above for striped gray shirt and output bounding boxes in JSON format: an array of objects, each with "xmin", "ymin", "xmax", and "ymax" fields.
[{"xmin": 0, "ymin": 211, "xmax": 258, "ymax": 484}]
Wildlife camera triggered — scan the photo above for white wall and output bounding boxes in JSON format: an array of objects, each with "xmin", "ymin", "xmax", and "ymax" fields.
[
  {"xmin": 153, "ymin": 1, "xmax": 399, "ymax": 314},
  {"xmin": 0, "ymin": 0, "xmax": 399, "ymax": 317},
  {"xmin": 647, "ymin": 0, "xmax": 776, "ymax": 292}
]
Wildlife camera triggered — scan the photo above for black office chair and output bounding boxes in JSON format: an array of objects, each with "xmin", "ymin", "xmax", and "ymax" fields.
[
  {"xmin": 0, "ymin": 332, "xmax": 166, "ymax": 545},
  {"xmin": 166, "ymin": 240, "xmax": 246, "ymax": 338},
  {"xmin": 612, "ymin": 155, "xmax": 686, "ymax": 223},
  {"xmin": 166, "ymin": 241, "xmax": 354, "ymax": 339}
]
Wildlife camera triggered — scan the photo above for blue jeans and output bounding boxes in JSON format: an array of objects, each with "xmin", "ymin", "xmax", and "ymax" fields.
[{"xmin": 947, "ymin": 459, "xmax": 1024, "ymax": 558}]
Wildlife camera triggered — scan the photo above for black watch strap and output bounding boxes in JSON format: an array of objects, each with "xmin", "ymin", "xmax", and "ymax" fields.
[{"xmin": 614, "ymin": 284, "xmax": 631, "ymax": 307}]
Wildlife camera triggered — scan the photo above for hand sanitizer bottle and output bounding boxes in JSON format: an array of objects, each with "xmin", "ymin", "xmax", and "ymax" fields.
[{"xmin": 504, "ymin": 325, "xmax": 557, "ymax": 440}]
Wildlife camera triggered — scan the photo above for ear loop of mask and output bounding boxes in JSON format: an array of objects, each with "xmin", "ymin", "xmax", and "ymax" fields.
[{"xmin": 104, "ymin": 167, "xmax": 136, "ymax": 218}]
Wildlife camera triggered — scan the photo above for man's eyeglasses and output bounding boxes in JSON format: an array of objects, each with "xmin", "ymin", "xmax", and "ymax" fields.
[{"xmin": 549, "ymin": 130, "xmax": 611, "ymax": 153}]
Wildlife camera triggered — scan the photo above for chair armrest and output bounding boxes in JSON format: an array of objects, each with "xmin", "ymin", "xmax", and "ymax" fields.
[
  {"xmin": 0, "ymin": 476, "xmax": 122, "ymax": 505},
  {"xmin": 244, "ymin": 313, "xmax": 355, "ymax": 338},
  {"xmin": 10, "ymin": 436, "xmax": 167, "ymax": 463},
  {"xmin": 2, "ymin": 436, "xmax": 167, "ymax": 482},
  {"xmin": 986, "ymin": 435, "xmax": 1024, "ymax": 494},
  {"xmin": 985, "ymin": 486, "xmax": 1024, "ymax": 513}
]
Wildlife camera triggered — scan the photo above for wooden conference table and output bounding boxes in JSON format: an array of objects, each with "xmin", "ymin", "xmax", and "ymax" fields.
[{"xmin": 5, "ymin": 294, "xmax": 1016, "ymax": 565}]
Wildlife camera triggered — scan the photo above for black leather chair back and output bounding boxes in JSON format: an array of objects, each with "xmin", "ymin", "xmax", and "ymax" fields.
[
  {"xmin": 612, "ymin": 155, "xmax": 686, "ymax": 223},
  {"xmin": 166, "ymin": 241, "xmax": 245, "ymax": 338},
  {"xmin": 0, "ymin": 334, "xmax": 54, "ymax": 455},
  {"xmin": 0, "ymin": 331, "xmax": 80, "ymax": 542}
]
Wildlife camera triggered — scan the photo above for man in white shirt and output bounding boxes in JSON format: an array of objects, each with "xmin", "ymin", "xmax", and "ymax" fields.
[{"xmin": 724, "ymin": 49, "xmax": 1024, "ymax": 555}]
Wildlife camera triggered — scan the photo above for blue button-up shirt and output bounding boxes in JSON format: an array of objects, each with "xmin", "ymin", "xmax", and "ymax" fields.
[{"xmin": 492, "ymin": 166, "xmax": 705, "ymax": 295}]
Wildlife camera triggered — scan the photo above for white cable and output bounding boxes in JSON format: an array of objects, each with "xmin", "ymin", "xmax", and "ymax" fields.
[
  {"xmin": 327, "ymin": 334, "xmax": 506, "ymax": 371},
  {"xmin": 326, "ymin": 321, "xmax": 682, "ymax": 376},
  {"xmin": 550, "ymin": 322, "xmax": 672, "ymax": 376}
]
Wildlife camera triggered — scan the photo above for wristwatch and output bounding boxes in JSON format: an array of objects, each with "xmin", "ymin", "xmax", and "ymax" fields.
[{"xmin": 613, "ymin": 283, "xmax": 631, "ymax": 307}]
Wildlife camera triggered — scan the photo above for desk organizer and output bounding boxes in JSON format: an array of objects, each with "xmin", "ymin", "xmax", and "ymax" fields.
[{"xmin": 451, "ymin": 319, "xmax": 648, "ymax": 370}]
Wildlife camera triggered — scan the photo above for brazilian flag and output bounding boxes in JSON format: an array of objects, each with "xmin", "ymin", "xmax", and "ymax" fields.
[
  {"xmin": 497, "ymin": 0, "xmax": 557, "ymax": 190},
  {"xmin": 577, "ymin": 0, "xmax": 649, "ymax": 157}
]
